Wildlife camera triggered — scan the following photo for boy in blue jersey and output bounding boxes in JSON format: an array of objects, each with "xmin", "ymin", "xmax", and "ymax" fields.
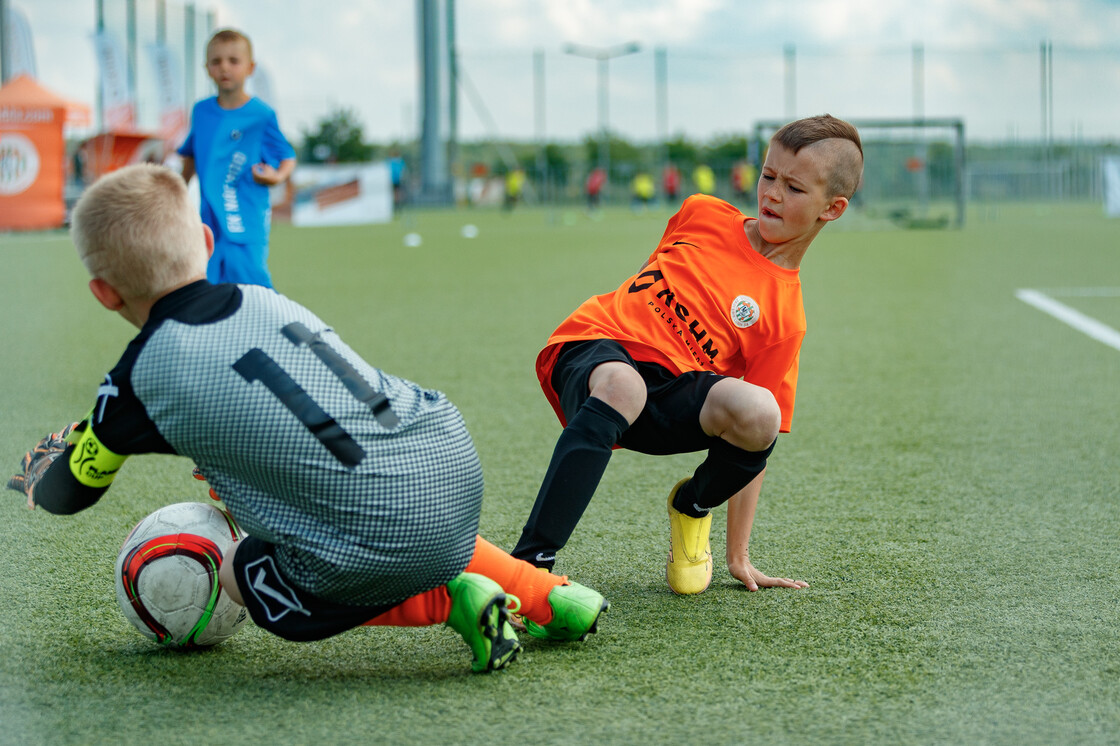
[
  {"xmin": 179, "ymin": 28, "xmax": 296, "ymax": 287},
  {"xmin": 8, "ymin": 164, "xmax": 608, "ymax": 673}
]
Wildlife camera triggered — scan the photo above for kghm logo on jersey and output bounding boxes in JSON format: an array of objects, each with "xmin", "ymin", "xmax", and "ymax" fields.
[
  {"xmin": 730, "ymin": 295, "xmax": 760, "ymax": 329},
  {"xmin": 628, "ymin": 269, "xmax": 720, "ymax": 365}
]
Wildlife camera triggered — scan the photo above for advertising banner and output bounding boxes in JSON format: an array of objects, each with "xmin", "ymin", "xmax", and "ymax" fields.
[{"xmin": 291, "ymin": 162, "xmax": 393, "ymax": 227}]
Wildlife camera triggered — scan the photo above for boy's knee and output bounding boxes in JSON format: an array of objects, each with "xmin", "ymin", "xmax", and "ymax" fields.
[
  {"xmin": 704, "ymin": 380, "xmax": 781, "ymax": 451},
  {"xmin": 587, "ymin": 362, "xmax": 646, "ymax": 423},
  {"xmin": 739, "ymin": 393, "xmax": 781, "ymax": 451}
]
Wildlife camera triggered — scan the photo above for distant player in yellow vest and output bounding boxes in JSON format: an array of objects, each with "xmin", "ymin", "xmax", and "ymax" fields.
[
  {"xmin": 693, "ymin": 164, "xmax": 716, "ymax": 195},
  {"xmin": 631, "ymin": 172, "xmax": 655, "ymax": 211}
]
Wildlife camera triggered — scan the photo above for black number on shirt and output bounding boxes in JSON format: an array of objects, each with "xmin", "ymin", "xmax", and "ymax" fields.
[
  {"xmin": 280, "ymin": 323, "xmax": 399, "ymax": 429},
  {"xmin": 232, "ymin": 323, "xmax": 398, "ymax": 468},
  {"xmin": 233, "ymin": 349, "xmax": 366, "ymax": 467}
]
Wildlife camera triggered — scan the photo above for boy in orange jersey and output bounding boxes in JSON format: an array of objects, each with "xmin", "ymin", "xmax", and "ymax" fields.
[{"xmin": 511, "ymin": 115, "xmax": 863, "ymax": 595}]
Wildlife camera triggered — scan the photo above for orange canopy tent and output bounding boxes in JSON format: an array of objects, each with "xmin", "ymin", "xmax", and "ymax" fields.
[
  {"xmin": 77, "ymin": 132, "xmax": 165, "ymax": 184},
  {"xmin": 0, "ymin": 75, "xmax": 91, "ymax": 230}
]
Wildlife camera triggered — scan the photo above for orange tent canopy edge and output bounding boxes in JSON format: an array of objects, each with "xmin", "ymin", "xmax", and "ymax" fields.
[{"xmin": 0, "ymin": 74, "xmax": 92, "ymax": 128}]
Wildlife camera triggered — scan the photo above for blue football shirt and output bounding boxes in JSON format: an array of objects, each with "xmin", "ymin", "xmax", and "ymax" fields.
[{"xmin": 178, "ymin": 97, "xmax": 295, "ymax": 247}]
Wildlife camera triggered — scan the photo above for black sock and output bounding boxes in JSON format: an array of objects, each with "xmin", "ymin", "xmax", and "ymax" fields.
[
  {"xmin": 512, "ymin": 397, "xmax": 630, "ymax": 568},
  {"xmin": 673, "ymin": 439, "xmax": 776, "ymax": 518}
]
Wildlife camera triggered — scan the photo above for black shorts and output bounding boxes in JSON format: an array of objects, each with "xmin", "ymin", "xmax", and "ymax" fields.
[
  {"xmin": 232, "ymin": 535, "xmax": 397, "ymax": 642},
  {"xmin": 552, "ymin": 339, "xmax": 726, "ymax": 456}
]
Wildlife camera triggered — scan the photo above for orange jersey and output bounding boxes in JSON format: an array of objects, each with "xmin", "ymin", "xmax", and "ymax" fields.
[{"xmin": 537, "ymin": 194, "xmax": 805, "ymax": 432}]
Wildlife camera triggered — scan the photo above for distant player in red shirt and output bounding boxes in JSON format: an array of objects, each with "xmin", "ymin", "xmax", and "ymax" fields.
[
  {"xmin": 585, "ymin": 167, "xmax": 607, "ymax": 210},
  {"xmin": 662, "ymin": 164, "xmax": 681, "ymax": 204},
  {"xmin": 512, "ymin": 115, "xmax": 864, "ymax": 595}
]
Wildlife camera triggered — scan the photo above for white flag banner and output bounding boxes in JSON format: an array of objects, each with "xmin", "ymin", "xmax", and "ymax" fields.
[
  {"xmin": 1104, "ymin": 157, "xmax": 1120, "ymax": 218},
  {"xmin": 145, "ymin": 42, "xmax": 188, "ymax": 147},
  {"xmin": 4, "ymin": 8, "xmax": 38, "ymax": 78},
  {"xmin": 92, "ymin": 30, "xmax": 135, "ymax": 132}
]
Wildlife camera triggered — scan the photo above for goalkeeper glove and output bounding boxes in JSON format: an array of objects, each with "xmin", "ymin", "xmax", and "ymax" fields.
[{"xmin": 8, "ymin": 423, "xmax": 81, "ymax": 505}]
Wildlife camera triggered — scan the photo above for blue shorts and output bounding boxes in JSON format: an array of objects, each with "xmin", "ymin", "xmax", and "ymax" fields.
[{"xmin": 208, "ymin": 240, "xmax": 273, "ymax": 287}]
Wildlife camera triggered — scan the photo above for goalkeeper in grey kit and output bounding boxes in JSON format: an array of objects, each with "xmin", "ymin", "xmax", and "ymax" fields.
[{"xmin": 7, "ymin": 163, "xmax": 608, "ymax": 673}]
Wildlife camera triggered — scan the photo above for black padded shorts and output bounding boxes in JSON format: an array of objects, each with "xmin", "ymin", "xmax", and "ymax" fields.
[
  {"xmin": 551, "ymin": 339, "xmax": 726, "ymax": 456},
  {"xmin": 231, "ymin": 535, "xmax": 397, "ymax": 642}
]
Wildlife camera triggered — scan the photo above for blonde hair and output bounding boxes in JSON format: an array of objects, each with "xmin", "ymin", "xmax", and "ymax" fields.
[
  {"xmin": 206, "ymin": 28, "xmax": 253, "ymax": 61},
  {"xmin": 773, "ymin": 114, "xmax": 864, "ymax": 199},
  {"xmin": 70, "ymin": 164, "xmax": 207, "ymax": 301}
]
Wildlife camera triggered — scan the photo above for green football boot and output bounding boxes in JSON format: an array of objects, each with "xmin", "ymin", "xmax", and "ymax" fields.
[
  {"xmin": 445, "ymin": 572, "xmax": 521, "ymax": 673},
  {"xmin": 523, "ymin": 581, "xmax": 609, "ymax": 642}
]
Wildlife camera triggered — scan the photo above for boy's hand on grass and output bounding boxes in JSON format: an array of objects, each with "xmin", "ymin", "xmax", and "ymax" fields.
[{"xmin": 728, "ymin": 558, "xmax": 809, "ymax": 592}]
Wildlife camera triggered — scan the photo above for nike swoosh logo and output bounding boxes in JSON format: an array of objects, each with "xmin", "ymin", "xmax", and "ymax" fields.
[
  {"xmin": 672, "ymin": 240, "xmax": 699, "ymax": 248},
  {"xmin": 252, "ymin": 568, "xmax": 311, "ymax": 615},
  {"xmin": 535, "ymin": 553, "xmax": 556, "ymax": 563}
]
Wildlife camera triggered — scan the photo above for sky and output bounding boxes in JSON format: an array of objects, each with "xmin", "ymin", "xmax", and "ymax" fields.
[{"xmin": 14, "ymin": 0, "xmax": 1120, "ymax": 144}]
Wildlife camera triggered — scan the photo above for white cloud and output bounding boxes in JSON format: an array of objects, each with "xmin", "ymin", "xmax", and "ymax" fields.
[
  {"xmin": 11, "ymin": 0, "xmax": 1120, "ymax": 142},
  {"xmin": 540, "ymin": 0, "xmax": 722, "ymax": 46}
]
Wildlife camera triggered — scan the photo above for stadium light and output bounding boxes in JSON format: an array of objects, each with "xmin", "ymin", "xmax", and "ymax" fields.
[{"xmin": 563, "ymin": 41, "xmax": 641, "ymax": 184}]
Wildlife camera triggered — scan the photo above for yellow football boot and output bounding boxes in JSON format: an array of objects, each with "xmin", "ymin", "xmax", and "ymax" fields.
[{"xmin": 665, "ymin": 478, "xmax": 713, "ymax": 595}]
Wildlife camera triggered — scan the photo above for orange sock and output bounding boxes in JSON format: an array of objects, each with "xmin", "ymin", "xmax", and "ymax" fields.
[
  {"xmin": 363, "ymin": 585, "xmax": 451, "ymax": 627},
  {"xmin": 464, "ymin": 535, "xmax": 567, "ymax": 625},
  {"xmin": 363, "ymin": 536, "xmax": 568, "ymax": 627}
]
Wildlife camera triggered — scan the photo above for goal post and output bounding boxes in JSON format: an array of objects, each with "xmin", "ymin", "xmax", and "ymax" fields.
[{"xmin": 752, "ymin": 117, "xmax": 966, "ymax": 229}]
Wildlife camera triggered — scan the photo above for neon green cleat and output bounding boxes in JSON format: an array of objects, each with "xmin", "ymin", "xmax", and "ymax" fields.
[
  {"xmin": 445, "ymin": 572, "xmax": 522, "ymax": 673},
  {"xmin": 665, "ymin": 478, "xmax": 713, "ymax": 595},
  {"xmin": 523, "ymin": 581, "xmax": 609, "ymax": 642}
]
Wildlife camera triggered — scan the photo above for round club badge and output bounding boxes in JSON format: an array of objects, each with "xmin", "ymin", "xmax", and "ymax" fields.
[{"xmin": 730, "ymin": 295, "xmax": 760, "ymax": 329}]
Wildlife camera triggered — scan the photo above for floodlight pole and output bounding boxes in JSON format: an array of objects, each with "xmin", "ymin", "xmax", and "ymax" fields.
[
  {"xmin": 655, "ymin": 46, "xmax": 668, "ymax": 176},
  {"xmin": 564, "ymin": 41, "xmax": 641, "ymax": 186},
  {"xmin": 184, "ymin": 3, "xmax": 195, "ymax": 107},
  {"xmin": 416, "ymin": 0, "xmax": 455, "ymax": 205}
]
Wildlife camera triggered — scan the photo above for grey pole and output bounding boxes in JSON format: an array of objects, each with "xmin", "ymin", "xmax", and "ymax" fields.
[
  {"xmin": 563, "ymin": 41, "xmax": 640, "ymax": 195},
  {"xmin": 0, "ymin": 0, "xmax": 10, "ymax": 84}
]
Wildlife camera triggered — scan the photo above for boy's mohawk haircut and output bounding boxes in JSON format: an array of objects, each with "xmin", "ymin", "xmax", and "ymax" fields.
[
  {"xmin": 774, "ymin": 114, "xmax": 862, "ymax": 157},
  {"xmin": 774, "ymin": 114, "xmax": 864, "ymax": 199}
]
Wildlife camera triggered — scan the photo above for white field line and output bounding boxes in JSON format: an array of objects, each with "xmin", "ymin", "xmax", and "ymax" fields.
[
  {"xmin": 1015, "ymin": 288, "xmax": 1120, "ymax": 352},
  {"xmin": 1033, "ymin": 287, "xmax": 1120, "ymax": 297}
]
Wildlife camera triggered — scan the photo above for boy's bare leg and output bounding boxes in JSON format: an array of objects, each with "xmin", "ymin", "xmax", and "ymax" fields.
[
  {"xmin": 666, "ymin": 378, "xmax": 782, "ymax": 593},
  {"xmin": 725, "ymin": 476, "xmax": 809, "ymax": 590},
  {"xmin": 698, "ymin": 378, "xmax": 781, "ymax": 452}
]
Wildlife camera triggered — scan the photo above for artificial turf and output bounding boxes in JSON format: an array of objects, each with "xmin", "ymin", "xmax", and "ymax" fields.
[{"xmin": 1, "ymin": 201, "xmax": 1117, "ymax": 744}]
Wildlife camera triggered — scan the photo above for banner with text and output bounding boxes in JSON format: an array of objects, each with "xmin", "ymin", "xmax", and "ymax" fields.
[{"xmin": 291, "ymin": 162, "xmax": 393, "ymax": 227}]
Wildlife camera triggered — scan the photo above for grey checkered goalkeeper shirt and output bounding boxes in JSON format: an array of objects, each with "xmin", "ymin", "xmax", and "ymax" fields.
[{"xmin": 87, "ymin": 281, "xmax": 482, "ymax": 606}]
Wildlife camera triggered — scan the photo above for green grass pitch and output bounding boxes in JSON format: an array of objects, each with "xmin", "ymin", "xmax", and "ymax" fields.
[{"xmin": 1, "ymin": 201, "xmax": 1118, "ymax": 744}]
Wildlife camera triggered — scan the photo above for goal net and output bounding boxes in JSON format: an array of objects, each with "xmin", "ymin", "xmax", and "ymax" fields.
[{"xmin": 752, "ymin": 118, "xmax": 966, "ymax": 229}]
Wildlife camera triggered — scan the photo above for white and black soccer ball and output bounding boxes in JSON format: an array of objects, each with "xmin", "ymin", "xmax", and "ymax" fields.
[{"xmin": 115, "ymin": 501, "xmax": 248, "ymax": 648}]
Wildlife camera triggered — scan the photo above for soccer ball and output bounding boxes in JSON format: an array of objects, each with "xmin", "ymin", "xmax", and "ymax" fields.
[{"xmin": 115, "ymin": 501, "xmax": 248, "ymax": 648}]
